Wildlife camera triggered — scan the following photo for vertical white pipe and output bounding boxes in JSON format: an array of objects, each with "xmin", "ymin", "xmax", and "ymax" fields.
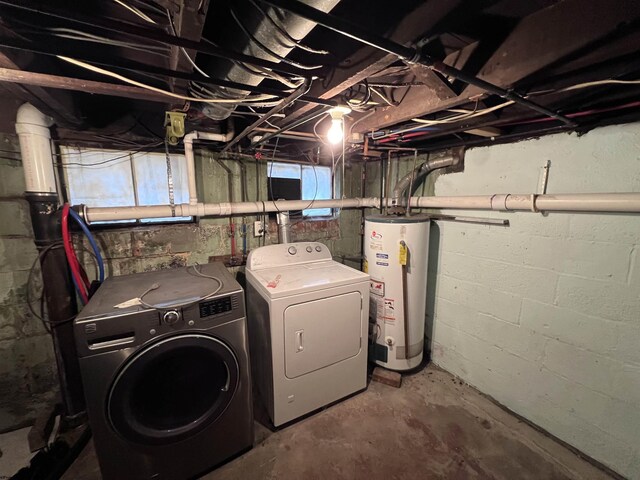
[
  {"xmin": 15, "ymin": 103, "xmax": 56, "ymax": 193},
  {"xmin": 183, "ymin": 130, "xmax": 235, "ymax": 206},
  {"xmin": 183, "ymin": 132, "xmax": 198, "ymax": 205}
]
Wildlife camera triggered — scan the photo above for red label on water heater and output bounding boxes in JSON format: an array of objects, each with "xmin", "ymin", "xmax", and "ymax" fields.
[{"xmin": 370, "ymin": 279, "xmax": 385, "ymax": 296}]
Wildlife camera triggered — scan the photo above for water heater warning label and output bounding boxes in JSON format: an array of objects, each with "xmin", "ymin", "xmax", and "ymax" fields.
[
  {"xmin": 369, "ymin": 241, "xmax": 383, "ymax": 251},
  {"xmin": 383, "ymin": 298, "xmax": 395, "ymax": 324},
  {"xmin": 370, "ymin": 279, "xmax": 385, "ymax": 296}
]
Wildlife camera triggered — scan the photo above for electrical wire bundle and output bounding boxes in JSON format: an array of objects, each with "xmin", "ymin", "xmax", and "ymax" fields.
[{"xmin": 61, "ymin": 204, "xmax": 105, "ymax": 304}]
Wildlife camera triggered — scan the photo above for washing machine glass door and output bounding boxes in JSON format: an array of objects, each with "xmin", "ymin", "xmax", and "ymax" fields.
[{"xmin": 108, "ymin": 334, "xmax": 239, "ymax": 445}]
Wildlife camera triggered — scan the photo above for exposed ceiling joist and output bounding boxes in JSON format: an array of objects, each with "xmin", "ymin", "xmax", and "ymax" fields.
[
  {"xmin": 0, "ymin": 67, "xmax": 172, "ymax": 103},
  {"xmin": 0, "ymin": 51, "xmax": 80, "ymax": 127},
  {"xmin": 276, "ymin": 0, "xmax": 462, "ymax": 125},
  {"xmin": 408, "ymin": 65, "xmax": 457, "ymax": 101},
  {"xmin": 355, "ymin": 0, "xmax": 640, "ymax": 133}
]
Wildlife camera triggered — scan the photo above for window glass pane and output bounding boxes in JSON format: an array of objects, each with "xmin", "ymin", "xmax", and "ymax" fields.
[
  {"xmin": 267, "ymin": 162, "xmax": 301, "ymax": 179},
  {"xmin": 61, "ymin": 146, "xmax": 191, "ymax": 225},
  {"xmin": 302, "ymin": 165, "xmax": 332, "ymax": 217},
  {"xmin": 62, "ymin": 147, "xmax": 136, "ymax": 224},
  {"xmin": 133, "ymin": 152, "xmax": 190, "ymax": 223}
]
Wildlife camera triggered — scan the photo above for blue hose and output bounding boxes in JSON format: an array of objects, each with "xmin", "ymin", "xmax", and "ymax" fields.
[
  {"xmin": 68, "ymin": 208, "xmax": 105, "ymax": 283},
  {"xmin": 69, "ymin": 268, "xmax": 86, "ymax": 305}
]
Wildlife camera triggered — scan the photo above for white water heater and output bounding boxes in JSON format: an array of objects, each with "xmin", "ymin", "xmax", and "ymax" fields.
[{"xmin": 364, "ymin": 214, "xmax": 430, "ymax": 371}]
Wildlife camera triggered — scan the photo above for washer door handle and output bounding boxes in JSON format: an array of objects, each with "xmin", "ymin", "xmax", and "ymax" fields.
[{"xmin": 295, "ymin": 330, "xmax": 304, "ymax": 353}]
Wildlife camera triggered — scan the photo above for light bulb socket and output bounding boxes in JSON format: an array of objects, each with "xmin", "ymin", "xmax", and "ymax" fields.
[{"xmin": 328, "ymin": 106, "xmax": 351, "ymax": 120}]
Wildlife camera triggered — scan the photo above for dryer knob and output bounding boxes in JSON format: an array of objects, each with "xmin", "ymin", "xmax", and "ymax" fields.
[
  {"xmin": 315, "ymin": 246, "xmax": 322, "ymax": 252},
  {"xmin": 306, "ymin": 246, "xmax": 313, "ymax": 253},
  {"xmin": 287, "ymin": 246, "xmax": 297, "ymax": 255},
  {"xmin": 163, "ymin": 310, "xmax": 181, "ymax": 325}
]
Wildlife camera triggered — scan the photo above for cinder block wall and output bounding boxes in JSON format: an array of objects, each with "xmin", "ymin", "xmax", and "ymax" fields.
[
  {"xmin": 0, "ymin": 140, "xmax": 363, "ymax": 431},
  {"xmin": 0, "ymin": 135, "xmax": 58, "ymax": 431},
  {"xmin": 78, "ymin": 156, "xmax": 364, "ymax": 276},
  {"xmin": 428, "ymin": 123, "xmax": 640, "ymax": 478}
]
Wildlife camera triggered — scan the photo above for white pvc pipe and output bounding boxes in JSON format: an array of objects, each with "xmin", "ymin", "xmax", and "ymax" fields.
[
  {"xmin": 15, "ymin": 103, "xmax": 56, "ymax": 193},
  {"xmin": 83, "ymin": 193, "xmax": 640, "ymax": 223},
  {"xmin": 184, "ymin": 130, "xmax": 234, "ymax": 205},
  {"xmin": 410, "ymin": 193, "xmax": 640, "ymax": 213},
  {"xmin": 84, "ymin": 197, "xmax": 379, "ymax": 223},
  {"xmin": 534, "ymin": 193, "xmax": 640, "ymax": 212}
]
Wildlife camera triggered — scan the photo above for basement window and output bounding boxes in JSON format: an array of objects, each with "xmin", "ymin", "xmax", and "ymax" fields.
[
  {"xmin": 61, "ymin": 146, "xmax": 192, "ymax": 225},
  {"xmin": 267, "ymin": 162, "xmax": 332, "ymax": 217}
]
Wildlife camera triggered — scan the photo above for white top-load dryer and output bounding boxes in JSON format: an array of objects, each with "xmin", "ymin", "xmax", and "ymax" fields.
[{"xmin": 245, "ymin": 242, "xmax": 370, "ymax": 427}]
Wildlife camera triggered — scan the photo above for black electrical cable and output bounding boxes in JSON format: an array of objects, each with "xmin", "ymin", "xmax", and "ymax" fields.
[
  {"xmin": 138, "ymin": 265, "xmax": 223, "ymax": 310},
  {"xmin": 344, "ymin": 80, "xmax": 373, "ymax": 111},
  {"xmin": 55, "ymin": 142, "xmax": 163, "ymax": 168},
  {"xmin": 229, "ymin": 6, "xmax": 322, "ymax": 71},
  {"xmin": 26, "ymin": 242, "xmax": 99, "ymax": 332},
  {"xmin": 267, "ymin": 140, "xmax": 320, "ymax": 220},
  {"xmin": 259, "ymin": 0, "xmax": 577, "ymax": 127}
]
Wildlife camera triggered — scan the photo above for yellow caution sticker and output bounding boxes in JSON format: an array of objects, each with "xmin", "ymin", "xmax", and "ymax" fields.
[{"xmin": 398, "ymin": 242, "xmax": 408, "ymax": 266}]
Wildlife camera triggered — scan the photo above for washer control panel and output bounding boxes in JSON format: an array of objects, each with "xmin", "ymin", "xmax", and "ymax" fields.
[
  {"xmin": 199, "ymin": 295, "xmax": 234, "ymax": 318},
  {"xmin": 247, "ymin": 242, "xmax": 332, "ymax": 269}
]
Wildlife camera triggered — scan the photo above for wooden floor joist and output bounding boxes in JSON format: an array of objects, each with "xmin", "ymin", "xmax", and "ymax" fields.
[{"xmin": 0, "ymin": 67, "xmax": 170, "ymax": 103}]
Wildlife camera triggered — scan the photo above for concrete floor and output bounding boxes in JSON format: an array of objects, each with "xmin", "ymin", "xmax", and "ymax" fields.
[
  {"xmin": 58, "ymin": 364, "xmax": 613, "ymax": 480},
  {"xmin": 0, "ymin": 426, "xmax": 33, "ymax": 478}
]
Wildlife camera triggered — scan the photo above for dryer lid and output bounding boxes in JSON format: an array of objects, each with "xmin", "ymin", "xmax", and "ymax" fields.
[{"xmin": 248, "ymin": 261, "xmax": 369, "ymax": 299}]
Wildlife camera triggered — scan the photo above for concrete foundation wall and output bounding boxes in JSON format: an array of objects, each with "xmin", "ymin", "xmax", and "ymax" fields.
[
  {"xmin": 428, "ymin": 123, "xmax": 640, "ymax": 479},
  {"xmin": 0, "ymin": 139, "xmax": 364, "ymax": 431},
  {"xmin": 0, "ymin": 135, "xmax": 58, "ymax": 432}
]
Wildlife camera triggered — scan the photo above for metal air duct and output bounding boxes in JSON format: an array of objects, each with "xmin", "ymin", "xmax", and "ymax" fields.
[{"xmin": 200, "ymin": 0, "xmax": 339, "ymax": 120}]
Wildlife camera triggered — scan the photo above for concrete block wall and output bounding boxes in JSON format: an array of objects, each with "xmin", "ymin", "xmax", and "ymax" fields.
[
  {"xmin": 427, "ymin": 122, "xmax": 640, "ymax": 479},
  {"xmin": 77, "ymin": 156, "xmax": 364, "ymax": 275},
  {"xmin": 0, "ymin": 144, "xmax": 363, "ymax": 431},
  {"xmin": 0, "ymin": 134, "xmax": 58, "ymax": 432}
]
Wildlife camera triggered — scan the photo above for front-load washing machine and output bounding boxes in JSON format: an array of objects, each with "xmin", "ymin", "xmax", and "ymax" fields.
[
  {"xmin": 245, "ymin": 242, "xmax": 370, "ymax": 427},
  {"xmin": 74, "ymin": 263, "xmax": 253, "ymax": 480}
]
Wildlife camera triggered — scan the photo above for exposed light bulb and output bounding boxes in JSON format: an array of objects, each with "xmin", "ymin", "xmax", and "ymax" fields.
[{"xmin": 327, "ymin": 118, "xmax": 343, "ymax": 145}]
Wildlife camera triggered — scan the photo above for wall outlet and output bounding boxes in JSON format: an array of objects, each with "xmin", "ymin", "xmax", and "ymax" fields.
[{"xmin": 254, "ymin": 220, "xmax": 265, "ymax": 237}]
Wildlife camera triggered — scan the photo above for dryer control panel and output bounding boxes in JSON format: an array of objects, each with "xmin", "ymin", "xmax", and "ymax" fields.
[{"xmin": 246, "ymin": 242, "xmax": 332, "ymax": 270}]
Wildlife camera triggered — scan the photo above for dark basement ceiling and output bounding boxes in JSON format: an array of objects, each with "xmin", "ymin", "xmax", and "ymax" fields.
[{"xmin": 0, "ymin": 0, "xmax": 638, "ymax": 159}]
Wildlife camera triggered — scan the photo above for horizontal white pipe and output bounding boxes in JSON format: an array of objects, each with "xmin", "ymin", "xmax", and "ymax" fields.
[
  {"xmin": 83, "ymin": 192, "xmax": 640, "ymax": 223},
  {"xmin": 84, "ymin": 198, "xmax": 379, "ymax": 223},
  {"xmin": 534, "ymin": 193, "xmax": 640, "ymax": 212},
  {"xmin": 410, "ymin": 193, "xmax": 640, "ymax": 213},
  {"xmin": 184, "ymin": 130, "xmax": 234, "ymax": 206}
]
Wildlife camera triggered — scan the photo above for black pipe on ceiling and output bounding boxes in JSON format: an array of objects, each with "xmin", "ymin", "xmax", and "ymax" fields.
[{"xmin": 257, "ymin": 0, "xmax": 578, "ymax": 128}]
